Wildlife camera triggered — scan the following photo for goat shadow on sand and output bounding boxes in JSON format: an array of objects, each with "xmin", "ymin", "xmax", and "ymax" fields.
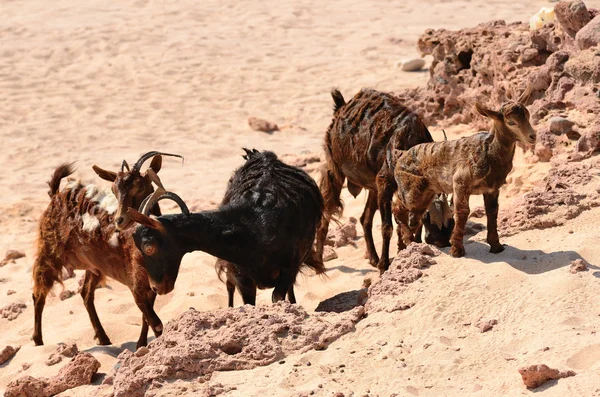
[
  {"xmin": 325, "ymin": 264, "xmax": 374, "ymax": 276},
  {"xmin": 439, "ymin": 240, "xmax": 599, "ymax": 275}
]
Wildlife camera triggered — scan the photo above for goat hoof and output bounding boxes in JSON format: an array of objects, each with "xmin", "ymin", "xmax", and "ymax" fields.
[
  {"xmin": 136, "ymin": 340, "xmax": 148, "ymax": 349},
  {"xmin": 33, "ymin": 336, "xmax": 44, "ymax": 346},
  {"xmin": 96, "ymin": 335, "xmax": 112, "ymax": 346},
  {"xmin": 489, "ymin": 244, "xmax": 505, "ymax": 254},
  {"xmin": 450, "ymin": 246, "xmax": 465, "ymax": 258}
]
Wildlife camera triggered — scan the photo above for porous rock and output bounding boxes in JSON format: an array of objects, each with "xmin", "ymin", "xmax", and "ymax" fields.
[
  {"xmin": 45, "ymin": 342, "xmax": 79, "ymax": 366},
  {"xmin": 554, "ymin": 0, "xmax": 592, "ymax": 37},
  {"xmin": 5, "ymin": 352, "xmax": 100, "ymax": 397},
  {"xmin": 549, "ymin": 116, "xmax": 575, "ymax": 135},
  {"xmin": 109, "ymin": 302, "xmax": 363, "ymax": 397},
  {"xmin": 569, "ymin": 258, "xmax": 589, "ymax": 273},
  {"xmin": 59, "ymin": 290, "xmax": 76, "ymax": 301},
  {"xmin": 323, "ymin": 246, "xmax": 338, "ymax": 262},
  {"xmin": 518, "ymin": 364, "xmax": 575, "ymax": 389},
  {"xmin": 326, "ymin": 217, "xmax": 358, "ymax": 248},
  {"xmin": 0, "ymin": 345, "xmax": 20, "ymax": 365},
  {"xmin": 366, "ymin": 243, "xmax": 440, "ymax": 313},
  {"xmin": 1, "ymin": 302, "xmax": 27, "ymax": 321},
  {"xmin": 575, "ymin": 14, "xmax": 600, "ymax": 49}
]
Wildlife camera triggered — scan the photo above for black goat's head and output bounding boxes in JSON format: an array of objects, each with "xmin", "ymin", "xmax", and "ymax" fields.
[
  {"xmin": 422, "ymin": 193, "xmax": 454, "ymax": 248},
  {"xmin": 128, "ymin": 190, "xmax": 190, "ymax": 295}
]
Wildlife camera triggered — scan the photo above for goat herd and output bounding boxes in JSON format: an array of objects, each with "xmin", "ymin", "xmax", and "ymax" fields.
[{"xmin": 31, "ymin": 86, "xmax": 535, "ymax": 349}]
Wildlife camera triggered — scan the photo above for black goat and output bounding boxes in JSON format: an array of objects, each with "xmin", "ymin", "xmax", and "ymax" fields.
[{"xmin": 127, "ymin": 149, "xmax": 325, "ymax": 304}]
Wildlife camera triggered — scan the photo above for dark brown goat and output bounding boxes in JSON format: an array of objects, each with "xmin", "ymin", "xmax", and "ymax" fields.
[
  {"xmin": 92, "ymin": 151, "xmax": 183, "ymax": 230},
  {"xmin": 127, "ymin": 149, "xmax": 325, "ymax": 306},
  {"xmin": 316, "ymin": 88, "xmax": 452, "ymax": 272},
  {"xmin": 32, "ymin": 153, "xmax": 180, "ymax": 348},
  {"xmin": 390, "ymin": 88, "xmax": 534, "ymax": 258}
]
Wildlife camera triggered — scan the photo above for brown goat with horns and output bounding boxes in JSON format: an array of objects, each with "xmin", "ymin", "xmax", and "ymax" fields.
[
  {"xmin": 32, "ymin": 151, "xmax": 182, "ymax": 348},
  {"xmin": 388, "ymin": 87, "xmax": 535, "ymax": 258}
]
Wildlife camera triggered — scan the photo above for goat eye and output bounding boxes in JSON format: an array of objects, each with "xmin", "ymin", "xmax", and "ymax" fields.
[
  {"xmin": 507, "ymin": 121, "xmax": 516, "ymax": 126},
  {"xmin": 143, "ymin": 244, "xmax": 156, "ymax": 256}
]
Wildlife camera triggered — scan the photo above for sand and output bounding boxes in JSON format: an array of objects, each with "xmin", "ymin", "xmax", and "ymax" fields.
[{"xmin": 1, "ymin": 0, "xmax": 600, "ymax": 396}]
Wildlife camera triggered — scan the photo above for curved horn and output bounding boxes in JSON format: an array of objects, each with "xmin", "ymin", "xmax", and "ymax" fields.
[
  {"xmin": 517, "ymin": 83, "xmax": 532, "ymax": 105},
  {"xmin": 141, "ymin": 190, "xmax": 189, "ymax": 216},
  {"xmin": 132, "ymin": 151, "xmax": 184, "ymax": 172},
  {"xmin": 121, "ymin": 160, "xmax": 130, "ymax": 172}
]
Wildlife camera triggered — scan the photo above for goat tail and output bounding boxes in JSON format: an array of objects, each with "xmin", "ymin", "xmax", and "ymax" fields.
[
  {"xmin": 47, "ymin": 162, "xmax": 76, "ymax": 197},
  {"xmin": 331, "ymin": 89, "xmax": 346, "ymax": 113},
  {"xmin": 215, "ymin": 258, "xmax": 229, "ymax": 284}
]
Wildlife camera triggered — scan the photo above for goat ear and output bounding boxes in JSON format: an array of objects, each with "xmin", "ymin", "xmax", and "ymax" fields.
[
  {"xmin": 92, "ymin": 165, "xmax": 117, "ymax": 182},
  {"xmin": 148, "ymin": 155, "xmax": 162, "ymax": 174},
  {"xmin": 127, "ymin": 208, "xmax": 164, "ymax": 231},
  {"xmin": 475, "ymin": 103, "xmax": 502, "ymax": 121}
]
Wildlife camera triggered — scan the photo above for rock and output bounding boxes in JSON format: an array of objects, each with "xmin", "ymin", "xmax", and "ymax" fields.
[
  {"xmin": 59, "ymin": 289, "xmax": 76, "ymax": 301},
  {"xmin": 555, "ymin": 0, "xmax": 592, "ymax": 37},
  {"xmin": 0, "ymin": 250, "xmax": 25, "ymax": 267},
  {"xmin": 577, "ymin": 128, "xmax": 600, "ymax": 152},
  {"xmin": 518, "ymin": 364, "xmax": 576, "ymax": 389},
  {"xmin": 326, "ymin": 218, "xmax": 358, "ymax": 248},
  {"xmin": 62, "ymin": 267, "xmax": 75, "ymax": 280},
  {"xmin": 315, "ymin": 290, "xmax": 365, "ymax": 313},
  {"xmin": 7, "ymin": 289, "xmax": 16, "ymax": 295},
  {"xmin": 549, "ymin": 116, "xmax": 575, "ymax": 135},
  {"xmin": 534, "ymin": 142, "xmax": 554, "ymax": 162},
  {"xmin": 367, "ymin": 243, "xmax": 440, "ymax": 313},
  {"xmin": 0, "ymin": 345, "xmax": 20, "ymax": 365},
  {"xmin": 569, "ymin": 258, "xmax": 589, "ymax": 273},
  {"xmin": 45, "ymin": 342, "xmax": 79, "ymax": 366},
  {"xmin": 5, "ymin": 352, "xmax": 101, "ymax": 397},
  {"xmin": 529, "ymin": 7, "xmax": 556, "ymax": 30},
  {"xmin": 469, "ymin": 207, "xmax": 485, "ymax": 218},
  {"xmin": 477, "ymin": 319, "xmax": 498, "ymax": 332},
  {"xmin": 0, "ymin": 302, "xmax": 27, "ymax": 321},
  {"xmin": 576, "ymin": 14, "xmax": 600, "ymax": 49},
  {"xmin": 109, "ymin": 302, "xmax": 363, "ymax": 397},
  {"xmin": 396, "ymin": 58, "xmax": 426, "ymax": 72},
  {"xmin": 248, "ymin": 117, "xmax": 279, "ymax": 133},
  {"xmin": 323, "ymin": 246, "xmax": 338, "ymax": 262}
]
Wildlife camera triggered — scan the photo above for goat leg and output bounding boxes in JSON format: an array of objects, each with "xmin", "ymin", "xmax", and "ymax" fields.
[
  {"xmin": 237, "ymin": 276, "xmax": 257, "ymax": 305},
  {"xmin": 286, "ymin": 285, "xmax": 297, "ymax": 304},
  {"xmin": 360, "ymin": 190, "xmax": 380, "ymax": 267},
  {"xmin": 375, "ymin": 167, "xmax": 396, "ymax": 273},
  {"xmin": 226, "ymin": 279, "xmax": 236, "ymax": 308},
  {"xmin": 81, "ymin": 270, "xmax": 111, "ymax": 345},
  {"xmin": 450, "ymin": 185, "xmax": 470, "ymax": 258},
  {"xmin": 136, "ymin": 291, "xmax": 157, "ymax": 349},
  {"xmin": 483, "ymin": 191, "xmax": 504, "ymax": 253},
  {"xmin": 133, "ymin": 286, "xmax": 163, "ymax": 338},
  {"xmin": 32, "ymin": 292, "xmax": 47, "ymax": 346}
]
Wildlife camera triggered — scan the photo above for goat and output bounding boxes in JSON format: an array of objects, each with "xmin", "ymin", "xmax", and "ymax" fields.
[
  {"xmin": 390, "ymin": 87, "xmax": 534, "ymax": 258},
  {"xmin": 126, "ymin": 149, "xmax": 325, "ymax": 306},
  {"xmin": 316, "ymin": 88, "xmax": 453, "ymax": 272},
  {"xmin": 32, "ymin": 151, "xmax": 181, "ymax": 348}
]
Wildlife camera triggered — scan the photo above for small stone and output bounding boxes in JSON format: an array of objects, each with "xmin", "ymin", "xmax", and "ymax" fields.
[
  {"xmin": 187, "ymin": 292, "xmax": 195, "ymax": 297},
  {"xmin": 549, "ymin": 117, "xmax": 575, "ymax": 135},
  {"xmin": 0, "ymin": 303, "xmax": 27, "ymax": 321},
  {"xmin": 323, "ymin": 246, "xmax": 338, "ymax": 262},
  {"xmin": 59, "ymin": 290, "xmax": 75, "ymax": 301},
  {"xmin": 248, "ymin": 117, "xmax": 279, "ymax": 133},
  {"xmin": 7, "ymin": 290, "xmax": 16, "ymax": 296},
  {"xmin": 396, "ymin": 58, "xmax": 426, "ymax": 72},
  {"xmin": 0, "ymin": 250, "xmax": 25, "ymax": 267},
  {"xmin": 518, "ymin": 364, "xmax": 576, "ymax": 389},
  {"xmin": 569, "ymin": 259, "xmax": 588, "ymax": 273},
  {"xmin": 0, "ymin": 345, "xmax": 20, "ymax": 365},
  {"xmin": 477, "ymin": 319, "xmax": 498, "ymax": 332}
]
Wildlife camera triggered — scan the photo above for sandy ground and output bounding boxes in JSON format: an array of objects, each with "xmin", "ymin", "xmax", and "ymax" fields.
[{"xmin": 1, "ymin": 0, "xmax": 600, "ymax": 396}]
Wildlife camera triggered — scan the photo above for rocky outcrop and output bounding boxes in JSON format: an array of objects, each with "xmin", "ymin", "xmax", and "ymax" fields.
[
  {"xmin": 5, "ymin": 352, "xmax": 101, "ymax": 397},
  {"xmin": 108, "ymin": 302, "xmax": 363, "ymax": 397}
]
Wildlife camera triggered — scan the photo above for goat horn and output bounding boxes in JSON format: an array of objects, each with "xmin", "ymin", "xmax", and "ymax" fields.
[
  {"xmin": 145, "ymin": 168, "xmax": 165, "ymax": 191},
  {"xmin": 442, "ymin": 130, "xmax": 448, "ymax": 141},
  {"xmin": 121, "ymin": 160, "xmax": 130, "ymax": 172},
  {"xmin": 140, "ymin": 187, "xmax": 166, "ymax": 216},
  {"xmin": 132, "ymin": 151, "xmax": 184, "ymax": 172},
  {"xmin": 141, "ymin": 191, "xmax": 189, "ymax": 216}
]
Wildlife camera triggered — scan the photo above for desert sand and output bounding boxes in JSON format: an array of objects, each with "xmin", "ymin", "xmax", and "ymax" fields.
[{"xmin": 1, "ymin": 0, "xmax": 600, "ymax": 396}]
